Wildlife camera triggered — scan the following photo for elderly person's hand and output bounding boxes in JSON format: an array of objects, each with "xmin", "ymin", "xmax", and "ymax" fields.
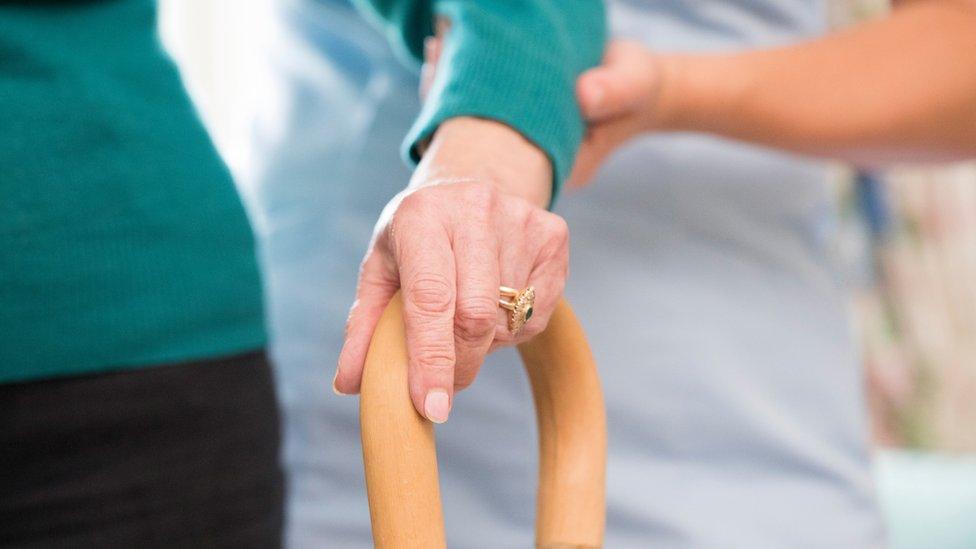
[{"xmin": 333, "ymin": 116, "xmax": 569, "ymax": 424}]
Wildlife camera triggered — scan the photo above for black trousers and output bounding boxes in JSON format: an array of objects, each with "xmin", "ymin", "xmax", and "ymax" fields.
[{"xmin": 0, "ymin": 351, "xmax": 284, "ymax": 548}]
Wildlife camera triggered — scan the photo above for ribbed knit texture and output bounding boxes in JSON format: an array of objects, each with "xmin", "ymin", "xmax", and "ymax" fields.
[
  {"xmin": 354, "ymin": 0, "xmax": 607, "ymax": 203},
  {"xmin": 2, "ymin": 0, "xmax": 603, "ymax": 382},
  {"xmin": 0, "ymin": 0, "xmax": 266, "ymax": 382}
]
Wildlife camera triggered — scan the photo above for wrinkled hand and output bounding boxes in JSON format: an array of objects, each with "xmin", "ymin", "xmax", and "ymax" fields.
[
  {"xmin": 569, "ymin": 41, "xmax": 672, "ymax": 188},
  {"xmin": 334, "ymin": 117, "xmax": 569, "ymax": 424}
]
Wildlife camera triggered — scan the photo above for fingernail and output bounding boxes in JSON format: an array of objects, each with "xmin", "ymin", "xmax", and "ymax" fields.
[
  {"xmin": 424, "ymin": 389, "xmax": 451, "ymax": 424},
  {"xmin": 332, "ymin": 368, "xmax": 346, "ymax": 396}
]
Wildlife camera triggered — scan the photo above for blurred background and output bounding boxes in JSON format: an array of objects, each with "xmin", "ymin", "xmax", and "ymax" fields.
[
  {"xmin": 825, "ymin": 0, "xmax": 976, "ymax": 456},
  {"xmin": 825, "ymin": 2, "xmax": 976, "ymax": 545},
  {"xmin": 159, "ymin": 0, "xmax": 976, "ymax": 546}
]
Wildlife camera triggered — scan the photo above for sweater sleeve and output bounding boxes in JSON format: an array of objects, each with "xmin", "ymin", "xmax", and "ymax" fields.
[{"xmin": 351, "ymin": 0, "xmax": 606, "ymax": 203}]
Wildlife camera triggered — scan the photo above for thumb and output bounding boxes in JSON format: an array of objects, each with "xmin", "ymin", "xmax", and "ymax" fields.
[
  {"xmin": 577, "ymin": 42, "xmax": 657, "ymax": 122},
  {"xmin": 577, "ymin": 67, "xmax": 650, "ymax": 123}
]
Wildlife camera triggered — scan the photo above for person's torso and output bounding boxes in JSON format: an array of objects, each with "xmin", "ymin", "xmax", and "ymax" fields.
[
  {"xmin": 233, "ymin": 0, "xmax": 884, "ymax": 546},
  {"xmin": 552, "ymin": 1, "xmax": 884, "ymax": 546},
  {"xmin": 0, "ymin": 0, "xmax": 265, "ymax": 381}
]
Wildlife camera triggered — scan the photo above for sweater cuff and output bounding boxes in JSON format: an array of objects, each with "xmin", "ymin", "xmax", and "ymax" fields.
[{"xmin": 402, "ymin": 4, "xmax": 601, "ymax": 206}]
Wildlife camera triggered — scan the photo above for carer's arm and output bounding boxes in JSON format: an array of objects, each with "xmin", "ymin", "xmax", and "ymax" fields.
[{"xmin": 576, "ymin": 0, "xmax": 976, "ymax": 172}]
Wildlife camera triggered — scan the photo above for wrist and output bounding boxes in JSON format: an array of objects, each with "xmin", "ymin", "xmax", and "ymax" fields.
[
  {"xmin": 653, "ymin": 53, "xmax": 749, "ymax": 134},
  {"xmin": 411, "ymin": 117, "xmax": 552, "ymax": 208}
]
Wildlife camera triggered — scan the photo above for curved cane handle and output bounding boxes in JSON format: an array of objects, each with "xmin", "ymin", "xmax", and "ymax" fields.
[{"xmin": 360, "ymin": 292, "xmax": 606, "ymax": 548}]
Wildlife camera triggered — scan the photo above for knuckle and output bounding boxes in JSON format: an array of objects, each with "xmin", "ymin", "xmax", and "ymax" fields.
[
  {"xmin": 414, "ymin": 341, "xmax": 455, "ymax": 373},
  {"xmin": 395, "ymin": 194, "xmax": 436, "ymax": 229},
  {"xmin": 399, "ymin": 188, "xmax": 429, "ymax": 211},
  {"xmin": 391, "ymin": 203, "xmax": 421, "ymax": 234},
  {"xmin": 406, "ymin": 273, "xmax": 454, "ymax": 315},
  {"xmin": 541, "ymin": 212, "xmax": 570, "ymax": 239},
  {"xmin": 535, "ymin": 213, "xmax": 570, "ymax": 257},
  {"xmin": 454, "ymin": 297, "xmax": 498, "ymax": 342}
]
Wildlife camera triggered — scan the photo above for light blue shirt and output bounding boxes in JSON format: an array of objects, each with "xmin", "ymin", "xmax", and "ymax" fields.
[{"xmin": 235, "ymin": 0, "xmax": 885, "ymax": 546}]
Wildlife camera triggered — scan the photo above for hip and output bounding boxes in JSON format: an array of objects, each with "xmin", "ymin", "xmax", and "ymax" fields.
[{"xmin": 0, "ymin": 350, "xmax": 284, "ymax": 548}]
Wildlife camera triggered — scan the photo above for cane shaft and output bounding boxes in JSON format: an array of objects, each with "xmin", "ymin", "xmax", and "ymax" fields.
[{"xmin": 360, "ymin": 293, "xmax": 605, "ymax": 548}]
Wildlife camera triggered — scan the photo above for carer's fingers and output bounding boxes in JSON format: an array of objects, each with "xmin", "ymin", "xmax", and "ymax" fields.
[
  {"xmin": 419, "ymin": 18, "xmax": 450, "ymax": 100},
  {"xmin": 566, "ymin": 114, "xmax": 644, "ymax": 188},
  {"xmin": 576, "ymin": 41, "xmax": 656, "ymax": 122},
  {"xmin": 419, "ymin": 36, "xmax": 442, "ymax": 100}
]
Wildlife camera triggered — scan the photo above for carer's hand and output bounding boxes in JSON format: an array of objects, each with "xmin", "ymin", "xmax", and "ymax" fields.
[
  {"xmin": 333, "ymin": 117, "xmax": 569, "ymax": 424},
  {"xmin": 569, "ymin": 41, "xmax": 672, "ymax": 187}
]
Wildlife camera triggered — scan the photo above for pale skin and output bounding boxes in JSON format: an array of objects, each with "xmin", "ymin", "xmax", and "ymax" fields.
[
  {"xmin": 336, "ymin": 13, "xmax": 562, "ymax": 424},
  {"xmin": 388, "ymin": 0, "xmax": 976, "ymax": 422},
  {"xmin": 333, "ymin": 115, "xmax": 566, "ymax": 424},
  {"xmin": 570, "ymin": 0, "xmax": 976, "ymax": 186}
]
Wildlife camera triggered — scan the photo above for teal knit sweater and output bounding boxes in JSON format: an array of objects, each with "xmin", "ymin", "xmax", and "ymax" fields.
[{"xmin": 0, "ymin": 0, "xmax": 604, "ymax": 382}]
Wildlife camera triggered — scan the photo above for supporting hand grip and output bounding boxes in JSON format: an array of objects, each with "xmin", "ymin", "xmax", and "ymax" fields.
[{"xmin": 360, "ymin": 292, "xmax": 606, "ymax": 548}]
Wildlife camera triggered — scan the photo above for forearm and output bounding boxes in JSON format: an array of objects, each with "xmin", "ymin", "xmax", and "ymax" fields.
[
  {"xmin": 353, "ymin": 0, "xmax": 605, "ymax": 200},
  {"xmin": 659, "ymin": 0, "xmax": 976, "ymax": 166}
]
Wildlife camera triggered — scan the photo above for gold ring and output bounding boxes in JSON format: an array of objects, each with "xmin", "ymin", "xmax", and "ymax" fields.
[{"xmin": 499, "ymin": 286, "xmax": 535, "ymax": 335}]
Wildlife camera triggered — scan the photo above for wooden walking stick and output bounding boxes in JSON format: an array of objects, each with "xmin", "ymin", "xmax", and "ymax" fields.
[{"xmin": 360, "ymin": 292, "xmax": 606, "ymax": 548}]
